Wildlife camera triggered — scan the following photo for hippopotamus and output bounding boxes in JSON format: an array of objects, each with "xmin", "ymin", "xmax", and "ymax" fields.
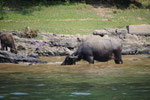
[
  {"xmin": 0, "ymin": 33, "xmax": 17, "ymax": 54},
  {"xmin": 61, "ymin": 37, "xmax": 123, "ymax": 65}
]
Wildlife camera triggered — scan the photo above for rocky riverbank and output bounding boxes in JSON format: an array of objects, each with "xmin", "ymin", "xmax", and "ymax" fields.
[
  {"xmin": 0, "ymin": 50, "xmax": 46, "ymax": 64},
  {"xmin": 0, "ymin": 25, "xmax": 150, "ymax": 63}
]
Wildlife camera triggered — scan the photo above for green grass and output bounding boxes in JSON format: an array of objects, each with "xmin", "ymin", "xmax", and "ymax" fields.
[{"xmin": 0, "ymin": 3, "xmax": 150, "ymax": 35}]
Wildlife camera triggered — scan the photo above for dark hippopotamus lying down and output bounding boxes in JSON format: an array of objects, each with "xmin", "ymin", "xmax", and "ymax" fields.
[{"xmin": 61, "ymin": 36, "xmax": 123, "ymax": 65}]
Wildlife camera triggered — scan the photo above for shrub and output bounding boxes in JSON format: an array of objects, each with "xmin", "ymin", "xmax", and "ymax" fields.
[{"xmin": 21, "ymin": 26, "xmax": 38, "ymax": 38}]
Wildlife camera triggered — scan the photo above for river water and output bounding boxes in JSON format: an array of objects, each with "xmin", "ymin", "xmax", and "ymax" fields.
[{"xmin": 0, "ymin": 55, "xmax": 150, "ymax": 100}]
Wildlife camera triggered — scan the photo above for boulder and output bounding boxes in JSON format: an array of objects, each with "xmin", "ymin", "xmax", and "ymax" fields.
[
  {"xmin": 0, "ymin": 50, "xmax": 47, "ymax": 64},
  {"xmin": 127, "ymin": 25, "xmax": 150, "ymax": 36},
  {"xmin": 49, "ymin": 36, "xmax": 79, "ymax": 49},
  {"xmin": 93, "ymin": 30, "xmax": 108, "ymax": 37},
  {"xmin": 116, "ymin": 28, "xmax": 128, "ymax": 39}
]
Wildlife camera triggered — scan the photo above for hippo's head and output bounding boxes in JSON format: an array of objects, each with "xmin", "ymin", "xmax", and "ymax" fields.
[{"xmin": 61, "ymin": 56, "xmax": 78, "ymax": 65}]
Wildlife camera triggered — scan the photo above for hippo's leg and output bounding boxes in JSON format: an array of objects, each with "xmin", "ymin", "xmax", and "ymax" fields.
[
  {"xmin": 5, "ymin": 46, "xmax": 8, "ymax": 51},
  {"xmin": 1, "ymin": 45, "xmax": 4, "ymax": 50},
  {"xmin": 1, "ymin": 43, "xmax": 4, "ymax": 50},
  {"xmin": 113, "ymin": 50, "xmax": 123, "ymax": 64},
  {"xmin": 87, "ymin": 56, "xmax": 94, "ymax": 64}
]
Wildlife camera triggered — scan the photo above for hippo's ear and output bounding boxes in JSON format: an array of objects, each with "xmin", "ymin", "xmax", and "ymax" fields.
[{"xmin": 69, "ymin": 56, "xmax": 78, "ymax": 59}]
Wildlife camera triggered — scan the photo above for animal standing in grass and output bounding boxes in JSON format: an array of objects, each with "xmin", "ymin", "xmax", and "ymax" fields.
[
  {"xmin": 61, "ymin": 37, "xmax": 123, "ymax": 65},
  {"xmin": 0, "ymin": 33, "xmax": 17, "ymax": 54}
]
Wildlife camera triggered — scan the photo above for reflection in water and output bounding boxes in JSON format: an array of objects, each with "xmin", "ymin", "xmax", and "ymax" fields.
[
  {"xmin": 0, "ymin": 95, "xmax": 5, "ymax": 98},
  {"xmin": 0, "ymin": 55, "xmax": 150, "ymax": 100},
  {"xmin": 36, "ymin": 84, "xmax": 45, "ymax": 87},
  {"xmin": 10, "ymin": 92, "xmax": 29, "ymax": 95},
  {"xmin": 71, "ymin": 92, "xmax": 91, "ymax": 95},
  {"xmin": 111, "ymin": 88, "xmax": 117, "ymax": 91},
  {"xmin": 122, "ymin": 92, "xmax": 127, "ymax": 95},
  {"xmin": 47, "ymin": 62, "xmax": 62, "ymax": 65}
]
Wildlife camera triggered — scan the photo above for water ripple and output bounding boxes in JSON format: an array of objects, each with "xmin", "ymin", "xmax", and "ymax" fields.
[
  {"xmin": 47, "ymin": 62, "xmax": 62, "ymax": 65},
  {"xmin": 71, "ymin": 92, "xmax": 91, "ymax": 95},
  {"xmin": 10, "ymin": 92, "xmax": 29, "ymax": 95},
  {"xmin": 0, "ymin": 95, "xmax": 5, "ymax": 98},
  {"xmin": 36, "ymin": 84, "xmax": 45, "ymax": 87},
  {"xmin": 111, "ymin": 88, "xmax": 117, "ymax": 91}
]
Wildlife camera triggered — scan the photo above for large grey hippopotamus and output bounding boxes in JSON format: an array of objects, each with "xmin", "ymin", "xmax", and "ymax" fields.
[{"xmin": 61, "ymin": 36, "xmax": 123, "ymax": 65}]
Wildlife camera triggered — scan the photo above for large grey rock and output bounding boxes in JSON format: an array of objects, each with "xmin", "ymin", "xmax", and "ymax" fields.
[
  {"xmin": 0, "ymin": 50, "xmax": 47, "ymax": 64},
  {"xmin": 49, "ymin": 37, "xmax": 78, "ymax": 49},
  {"xmin": 34, "ymin": 46, "xmax": 72, "ymax": 56},
  {"xmin": 116, "ymin": 28, "xmax": 128, "ymax": 39},
  {"xmin": 93, "ymin": 30, "xmax": 108, "ymax": 37},
  {"xmin": 127, "ymin": 25, "xmax": 150, "ymax": 36},
  {"xmin": 105, "ymin": 28, "xmax": 117, "ymax": 35},
  {"xmin": 122, "ymin": 45, "xmax": 139, "ymax": 55}
]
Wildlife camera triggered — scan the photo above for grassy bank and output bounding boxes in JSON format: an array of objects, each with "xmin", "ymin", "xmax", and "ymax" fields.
[{"xmin": 0, "ymin": 3, "xmax": 150, "ymax": 35}]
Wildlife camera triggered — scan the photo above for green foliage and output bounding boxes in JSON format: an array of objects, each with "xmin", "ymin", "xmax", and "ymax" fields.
[
  {"xmin": 0, "ymin": 3, "xmax": 150, "ymax": 35},
  {"xmin": 0, "ymin": 0, "xmax": 5, "ymax": 19},
  {"xmin": 21, "ymin": 26, "xmax": 38, "ymax": 38}
]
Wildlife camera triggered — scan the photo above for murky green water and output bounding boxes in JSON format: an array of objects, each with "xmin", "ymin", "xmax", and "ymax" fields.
[{"xmin": 0, "ymin": 55, "xmax": 150, "ymax": 100}]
